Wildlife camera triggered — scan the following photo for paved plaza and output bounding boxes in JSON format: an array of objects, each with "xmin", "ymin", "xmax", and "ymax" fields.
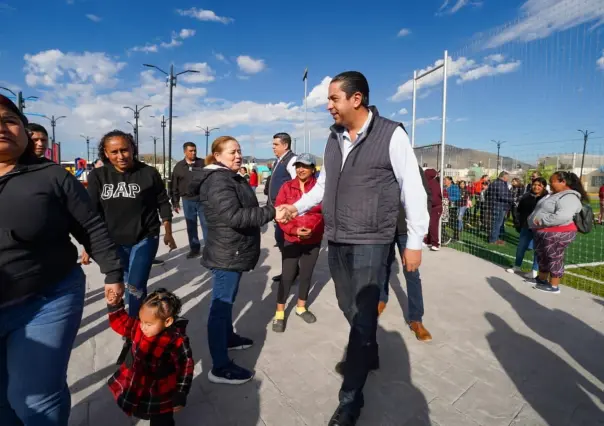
[{"xmin": 68, "ymin": 194, "xmax": 604, "ymax": 426}]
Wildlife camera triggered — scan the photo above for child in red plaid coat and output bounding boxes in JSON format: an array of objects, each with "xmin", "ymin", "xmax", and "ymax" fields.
[{"xmin": 106, "ymin": 288, "xmax": 194, "ymax": 426}]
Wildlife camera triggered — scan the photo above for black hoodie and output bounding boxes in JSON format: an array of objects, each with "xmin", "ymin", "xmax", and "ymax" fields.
[
  {"xmin": 87, "ymin": 161, "xmax": 172, "ymax": 246},
  {"xmin": 0, "ymin": 157, "xmax": 123, "ymax": 305}
]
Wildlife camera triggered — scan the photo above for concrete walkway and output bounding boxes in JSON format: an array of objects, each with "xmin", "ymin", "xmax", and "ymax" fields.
[{"xmin": 68, "ymin": 196, "xmax": 604, "ymax": 426}]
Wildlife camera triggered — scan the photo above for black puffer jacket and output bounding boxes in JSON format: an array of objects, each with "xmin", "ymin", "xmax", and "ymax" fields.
[
  {"xmin": 191, "ymin": 164, "xmax": 276, "ymax": 271},
  {"xmin": 515, "ymin": 190, "xmax": 548, "ymax": 230}
]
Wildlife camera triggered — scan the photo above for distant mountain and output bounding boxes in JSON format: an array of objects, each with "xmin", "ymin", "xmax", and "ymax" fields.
[{"xmin": 412, "ymin": 144, "xmax": 532, "ymax": 171}]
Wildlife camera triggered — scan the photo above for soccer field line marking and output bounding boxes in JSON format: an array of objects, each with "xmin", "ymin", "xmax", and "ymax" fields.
[
  {"xmin": 454, "ymin": 241, "xmax": 604, "ymax": 286},
  {"xmin": 566, "ymin": 261, "xmax": 604, "ymax": 269}
]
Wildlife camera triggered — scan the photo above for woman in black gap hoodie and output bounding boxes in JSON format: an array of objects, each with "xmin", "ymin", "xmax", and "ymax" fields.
[
  {"xmin": 0, "ymin": 95, "xmax": 124, "ymax": 425},
  {"xmin": 83, "ymin": 130, "xmax": 175, "ymax": 319},
  {"xmin": 191, "ymin": 136, "xmax": 289, "ymax": 385}
]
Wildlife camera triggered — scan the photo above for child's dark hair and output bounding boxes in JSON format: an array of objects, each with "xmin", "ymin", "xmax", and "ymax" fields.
[
  {"xmin": 97, "ymin": 129, "xmax": 138, "ymax": 162},
  {"xmin": 142, "ymin": 288, "xmax": 182, "ymax": 320},
  {"xmin": 552, "ymin": 171, "xmax": 589, "ymax": 203}
]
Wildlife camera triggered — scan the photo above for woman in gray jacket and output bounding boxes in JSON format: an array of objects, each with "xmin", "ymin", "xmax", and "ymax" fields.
[{"xmin": 528, "ymin": 171, "xmax": 587, "ymax": 294}]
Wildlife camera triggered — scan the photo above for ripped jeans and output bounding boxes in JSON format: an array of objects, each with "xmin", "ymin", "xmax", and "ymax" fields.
[{"xmin": 117, "ymin": 236, "xmax": 160, "ymax": 317}]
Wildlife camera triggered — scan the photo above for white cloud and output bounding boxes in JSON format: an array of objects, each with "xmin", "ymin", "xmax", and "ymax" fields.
[
  {"xmin": 23, "ymin": 49, "xmax": 126, "ymax": 88},
  {"xmin": 437, "ymin": 0, "xmax": 482, "ymax": 15},
  {"xmin": 236, "ymin": 56, "xmax": 266, "ymax": 74},
  {"xmin": 597, "ymin": 50, "xmax": 604, "ymax": 71},
  {"xmin": 399, "ymin": 107, "xmax": 409, "ymax": 115},
  {"xmin": 397, "ymin": 28, "xmax": 411, "ymax": 37},
  {"xmin": 129, "ymin": 29, "xmax": 195, "ymax": 54},
  {"xmin": 485, "ymin": 54, "xmax": 505, "ymax": 63},
  {"xmin": 214, "ymin": 52, "xmax": 228, "ymax": 63},
  {"xmin": 306, "ymin": 76, "xmax": 331, "ymax": 109},
  {"xmin": 181, "ymin": 63, "xmax": 215, "ymax": 84},
  {"xmin": 390, "ymin": 55, "xmax": 521, "ymax": 101},
  {"xmin": 486, "ymin": 0, "xmax": 604, "ymax": 48},
  {"xmin": 85, "ymin": 14, "xmax": 102, "ymax": 22},
  {"xmin": 456, "ymin": 60, "xmax": 521, "ymax": 83},
  {"xmin": 416, "ymin": 116, "xmax": 441, "ymax": 126},
  {"xmin": 176, "ymin": 8, "xmax": 233, "ymax": 24}
]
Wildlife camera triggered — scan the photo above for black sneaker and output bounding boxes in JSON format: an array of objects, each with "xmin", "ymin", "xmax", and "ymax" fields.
[
  {"xmin": 227, "ymin": 334, "xmax": 253, "ymax": 351},
  {"xmin": 186, "ymin": 250, "xmax": 201, "ymax": 259},
  {"xmin": 272, "ymin": 318, "xmax": 285, "ymax": 333},
  {"xmin": 151, "ymin": 259, "xmax": 164, "ymax": 266},
  {"xmin": 272, "ymin": 274, "xmax": 282, "ymax": 281},
  {"xmin": 208, "ymin": 362, "xmax": 254, "ymax": 385},
  {"xmin": 296, "ymin": 310, "xmax": 317, "ymax": 324},
  {"xmin": 328, "ymin": 404, "xmax": 361, "ymax": 426},
  {"xmin": 534, "ymin": 283, "xmax": 560, "ymax": 294}
]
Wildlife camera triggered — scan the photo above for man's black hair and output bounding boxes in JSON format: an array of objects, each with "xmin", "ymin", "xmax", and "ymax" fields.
[
  {"xmin": 273, "ymin": 132, "xmax": 292, "ymax": 150},
  {"xmin": 26, "ymin": 123, "xmax": 48, "ymax": 137},
  {"xmin": 331, "ymin": 71, "xmax": 370, "ymax": 107},
  {"xmin": 183, "ymin": 142, "xmax": 196, "ymax": 151}
]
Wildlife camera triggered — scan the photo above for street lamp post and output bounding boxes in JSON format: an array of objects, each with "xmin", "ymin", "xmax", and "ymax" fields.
[
  {"xmin": 42, "ymin": 115, "xmax": 67, "ymax": 161},
  {"xmin": 143, "ymin": 64, "xmax": 200, "ymax": 185},
  {"xmin": 124, "ymin": 104, "xmax": 151, "ymax": 149},
  {"xmin": 196, "ymin": 126, "xmax": 220, "ymax": 157},
  {"xmin": 80, "ymin": 135, "xmax": 94, "ymax": 163},
  {"xmin": 577, "ymin": 130, "xmax": 594, "ymax": 180},
  {"xmin": 0, "ymin": 87, "xmax": 38, "ymax": 113},
  {"xmin": 151, "ymin": 115, "xmax": 177, "ymax": 181},
  {"xmin": 491, "ymin": 139, "xmax": 506, "ymax": 176},
  {"xmin": 126, "ymin": 121, "xmax": 142, "ymax": 142},
  {"xmin": 151, "ymin": 136, "xmax": 159, "ymax": 168}
]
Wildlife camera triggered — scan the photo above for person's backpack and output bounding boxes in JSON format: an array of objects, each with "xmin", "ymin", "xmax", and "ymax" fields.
[{"xmin": 562, "ymin": 193, "xmax": 594, "ymax": 234}]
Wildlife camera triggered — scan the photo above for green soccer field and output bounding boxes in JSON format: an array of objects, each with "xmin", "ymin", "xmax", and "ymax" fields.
[{"xmin": 447, "ymin": 213, "xmax": 604, "ymax": 297}]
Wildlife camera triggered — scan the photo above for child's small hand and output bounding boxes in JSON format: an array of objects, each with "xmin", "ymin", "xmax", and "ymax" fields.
[
  {"xmin": 106, "ymin": 289, "xmax": 121, "ymax": 305},
  {"xmin": 173, "ymin": 406, "xmax": 183, "ymax": 413}
]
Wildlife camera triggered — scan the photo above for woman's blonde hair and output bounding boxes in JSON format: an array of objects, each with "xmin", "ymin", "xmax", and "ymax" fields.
[{"xmin": 205, "ymin": 136, "xmax": 238, "ymax": 165}]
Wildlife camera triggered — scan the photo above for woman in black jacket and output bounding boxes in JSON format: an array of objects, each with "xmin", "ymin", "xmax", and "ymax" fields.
[
  {"xmin": 192, "ymin": 136, "xmax": 287, "ymax": 385},
  {"xmin": 507, "ymin": 177, "xmax": 548, "ymax": 279},
  {"xmin": 82, "ymin": 130, "xmax": 176, "ymax": 318},
  {"xmin": 0, "ymin": 94, "xmax": 123, "ymax": 425}
]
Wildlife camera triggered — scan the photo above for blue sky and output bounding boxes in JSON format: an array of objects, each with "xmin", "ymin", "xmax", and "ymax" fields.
[{"xmin": 1, "ymin": 0, "xmax": 603, "ymax": 162}]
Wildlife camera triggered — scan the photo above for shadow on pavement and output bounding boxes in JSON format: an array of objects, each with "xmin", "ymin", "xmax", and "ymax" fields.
[
  {"xmin": 488, "ymin": 277, "xmax": 604, "ymax": 385},
  {"xmin": 484, "ymin": 312, "xmax": 604, "ymax": 424}
]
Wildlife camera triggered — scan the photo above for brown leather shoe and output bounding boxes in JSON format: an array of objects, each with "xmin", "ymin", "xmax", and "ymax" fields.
[{"xmin": 409, "ymin": 321, "xmax": 432, "ymax": 342}]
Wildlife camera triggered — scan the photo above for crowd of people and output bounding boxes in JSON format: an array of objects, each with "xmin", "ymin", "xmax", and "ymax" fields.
[{"xmin": 0, "ymin": 66, "xmax": 597, "ymax": 426}]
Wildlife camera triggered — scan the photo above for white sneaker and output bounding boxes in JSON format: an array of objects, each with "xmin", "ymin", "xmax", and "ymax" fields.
[
  {"xmin": 530, "ymin": 270, "xmax": 538, "ymax": 279},
  {"xmin": 430, "ymin": 246, "xmax": 440, "ymax": 251},
  {"xmin": 506, "ymin": 266, "xmax": 521, "ymax": 274}
]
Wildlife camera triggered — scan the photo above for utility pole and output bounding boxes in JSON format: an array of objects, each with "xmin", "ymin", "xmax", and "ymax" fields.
[
  {"xmin": 491, "ymin": 140, "xmax": 506, "ymax": 176},
  {"xmin": 0, "ymin": 87, "xmax": 38, "ymax": 113},
  {"xmin": 303, "ymin": 68, "xmax": 308, "ymax": 152},
  {"xmin": 144, "ymin": 64, "xmax": 200, "ymax": 185},
  {"xmin": 123, "ymin": 104, "xmax": 151, "ymax": 149},
  {"xmin": 42, "ymin": 114, "xmax": 66, "ymax": 160},
  {"xmin": 577, "ymin": 130, "xmax": 594, "ymax": 180},
  {"xmin": 151, "ymin": 136, "xmax": 159, "ymax": 169},
  {"xmin": 126, "ymin": 121, "xmax": 142, "ymax": 145},
  {"xmin": 196, "ymin": 126, "xmax": 220, "ymax": 157},
  {"xmin": 80, "ymin": 135, "xmax": 93, "ymax": 163}
]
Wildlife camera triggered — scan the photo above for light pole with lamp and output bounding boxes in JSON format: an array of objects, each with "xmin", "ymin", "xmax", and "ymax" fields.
[
  {"xmin": 80, "ymin": 135, "xmax": 94, "ymax": 163},
  {"xmin": 196, "ymin": 126, "xmax": 220, "ymax": 157},
  {"xmin": 0, "ymin": 87, "xmax": 38, "ymax": 113},
  {"xmin": 42, "ymin": 115, "xmax": 66, "ymax": 158},
  {"xmin": 123, "ymin": 104, "xmax": 151, "ymax": 149}
]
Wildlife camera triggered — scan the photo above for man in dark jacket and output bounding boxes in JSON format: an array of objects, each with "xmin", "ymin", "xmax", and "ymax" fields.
[
  {"xmin": 379, "ymin": 166, "xmax": 432, "ymax": 342},
  {"xmin": 171, "ymin": 142, "xmax": 207, "ymax": 258},
  {"xmin": 485, "ymin": 171, "xmax": 514, "ymax": 245}
]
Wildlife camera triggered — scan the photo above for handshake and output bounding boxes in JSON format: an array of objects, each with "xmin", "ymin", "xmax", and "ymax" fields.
[{"xmin": 275, "ymin": 204, "xmax": 298, "ymax": 224}]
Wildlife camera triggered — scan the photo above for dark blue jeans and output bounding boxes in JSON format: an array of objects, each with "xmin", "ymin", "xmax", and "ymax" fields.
[
  {"xmin": 489, "ymin": 207, "xmax": 507, "ymax": 243},
  {"xmin": 117, "ymin": 236, "xmax": 160, "ymax": 317},
  {"xmin": 183, "ymin": 199, "xmax": 208, "ymax": 253},
  {"xmin": 382, "ymin": 234, "xmax": 425, "ymax": 323},
  {"xmin": 328, "ymin": 242, "xmax": 390, "ymax": 410},
  {"xmin": 0, "ymin": 266, "xmax": 85, "ymax": 426},
  {"xmin": 515, "ymin": 228, "xmax": 539, "ymax": 271},
  {"xmin": 207, "ymin": 269, "xmax": 243, "ymax": 370}
]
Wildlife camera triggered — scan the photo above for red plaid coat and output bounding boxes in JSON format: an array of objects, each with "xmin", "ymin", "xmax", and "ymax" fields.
[{"xmin": 107, "ymin": 302, "xmax": 194, "ymax": 418}]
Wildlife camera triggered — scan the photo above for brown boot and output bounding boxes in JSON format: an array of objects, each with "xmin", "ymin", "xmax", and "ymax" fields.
[{"xmin": 409, "ymin": 321, "xmax": 432, "ymax": 342}]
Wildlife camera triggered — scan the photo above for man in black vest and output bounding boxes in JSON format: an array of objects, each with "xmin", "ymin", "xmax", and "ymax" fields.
[
  {"xmin": 268, "ymin": 132, "xmax": 297, "ymax": 280},
  {"xmin": 280, "ymin": 71, "xmax": 429, "ymax": 426},
  {"xmin": 171, "ymin": 142, "xmax": 207, "ymax": 258}
]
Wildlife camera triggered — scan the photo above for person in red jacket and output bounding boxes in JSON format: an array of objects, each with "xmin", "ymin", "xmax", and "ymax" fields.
[
  {"xmin": 599, "ymin": 184, "xmax": 604, "ymax": 224},
  {"xmin": 106, "ymin": 288, "xmax": 194, "ymax": 426},
  {"xmin": 423, "ymin": 169, "xmax": 443, "ymax": 250},
  {"xmin": 272, "ymin": 153, "xmax": 324, "ymax": 332},
  {"xmin": 249, "ymin": 168, "xmax": 259, "ymax": 192}
]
